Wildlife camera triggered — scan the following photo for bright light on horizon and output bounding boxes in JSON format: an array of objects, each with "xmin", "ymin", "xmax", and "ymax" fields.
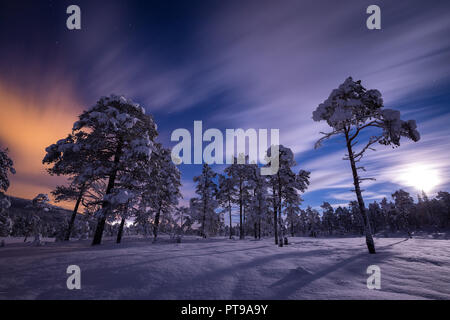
[{"xmin": 399, "ymin": 164, "xmax": 441, "ymax": 193}]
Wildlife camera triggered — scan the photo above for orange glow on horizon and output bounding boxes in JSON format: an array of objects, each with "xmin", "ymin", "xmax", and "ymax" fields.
[{"xmin": 0, "ymin": 79, "xmax": 82, "ymax": 209}]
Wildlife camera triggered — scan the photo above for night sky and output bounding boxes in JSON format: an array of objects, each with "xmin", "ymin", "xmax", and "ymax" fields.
[{"xmin": 0, "ymin": 0, "xmax": 449, "ymax": 213}]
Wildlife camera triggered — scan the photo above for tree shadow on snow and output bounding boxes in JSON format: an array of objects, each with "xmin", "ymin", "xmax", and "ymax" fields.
[{"xmin": 267, "ymin": 247, "xmax": 396, "ymax": 299}]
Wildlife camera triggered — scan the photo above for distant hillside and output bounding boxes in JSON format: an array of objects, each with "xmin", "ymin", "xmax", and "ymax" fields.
[
  {"xmin": 9, "ymin": 196, "xmax": 72, "ymax": 213},
  {"xmin": 5, "ymin": 196, "xmax": 89, "ymax": 237},
  {"xmin": 7, "ymin": 196, "xmax": 76, "ymax": 223}
]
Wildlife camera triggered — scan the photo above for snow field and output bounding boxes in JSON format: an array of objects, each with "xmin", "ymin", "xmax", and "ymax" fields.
[{"xmin": 0, "ymin": 236, "xmax": 448, "ymax": 300}]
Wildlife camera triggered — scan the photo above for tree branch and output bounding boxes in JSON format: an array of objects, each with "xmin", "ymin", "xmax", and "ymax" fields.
[
  {"xmin": 314, "ymin": 129, "xmax": 342, "ymax": 149},
  {"xmin": 348, "ymin": 120, "xmax": 383, "ymax": 142}
]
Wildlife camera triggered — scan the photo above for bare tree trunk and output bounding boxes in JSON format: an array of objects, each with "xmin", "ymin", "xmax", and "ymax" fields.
[
  {"xmin": 273, "ymin": 187, "xmax": 278, "ymax": 245},
  {"xmin": 257, "ymin": 196, "xmax": 262, "ymax": 240},
  {"xmin": 65, "ymin": 185, "xmax": 85, "ymax": 241},
  {"xmin": 243, "ymin": 205, "xmax": 246, "ymax": 238},
  {"xmin": 153, "ymin": 201, "xmax": 162, "ymax": 240},
  {"xmin": 92, "ymin": 216, "xmax": 107, "ymax": 245},
  {"xmin": 228, "ymin": 199, "xmax": 232, "ymax": 239},
  {"xmin": 345, "ymin": 131, "xmax": 376, "ymax": 254},
  {"xmin": 116, "ymin": 217, "xmax": 125, "ymax": 243},
  {"xmin": 92, "ymin": 141, "xmax": 122, "ymax": 246},
  {"xmin": 277, "ymin": 172, "xmax": 284, "ymax": 246},
  {"xmin": 201, "ymin": 210, "xmax": 206, "ymax": 238},
  {"xmin": 402, "ymin": 213, "xmax": 412, "ymax": 239},
  {"xmin": 278, "ymin": 208, "xmax": 284, "ymax": 247},
  {"xmin": 180, "ymin": 209, "xmax": 183, "ymax": 235},
  {"xmin": 201, "ymin": 199, "xmax": 207, "ymax": 238},
  {"xmin": 201, "ymin": 180, "xmax": 208, "ymax": 239},
  {"xmin": 291, "ymin": 221, "xmax": 294, "ymax": 237},
  {"xmin": 239, "ymin": 179, "xmax": 244, "ymax": 240},
  {"xmin": 258, "ymin": 219, "xmax": 261, "ymax": 239}
]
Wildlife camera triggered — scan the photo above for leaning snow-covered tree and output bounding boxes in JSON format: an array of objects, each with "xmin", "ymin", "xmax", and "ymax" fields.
[
  {"xmin": 51, "ymin": 182, "xmax": 87, "ymax": 241},
  {"xmin": 43, "ymin": 134, "xmax": 94, "ymax": 241},
  {"xmin": 312, "ymin": 77, "xmax": 420, "ymax": 254},
  {"xmin": 53, "ymin": 95, "xmax": 157, "ymax": 245}
]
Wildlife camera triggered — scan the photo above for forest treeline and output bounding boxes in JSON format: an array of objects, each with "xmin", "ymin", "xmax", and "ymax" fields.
[{"xmin": 1, "ymin": 178, "xmax": 449, "ymax": 244}]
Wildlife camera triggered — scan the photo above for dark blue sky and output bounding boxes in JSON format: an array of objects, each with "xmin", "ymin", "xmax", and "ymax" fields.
[{"xmin": 0, "ymin": 0, "xmax": 449, "ymax": 213}]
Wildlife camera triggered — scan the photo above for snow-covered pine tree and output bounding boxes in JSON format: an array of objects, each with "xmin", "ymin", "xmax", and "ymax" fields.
[
  {"xmin": 265, "ymin": 145, "xmax": 310, "ymax": 246},
  {"xmin": 0, "ymin": 207, "xmax": 13, "ymax": 237},
  {"xmin": 334, "ymin": 206, "xmax": 350, "ymax": 235},
  {"xmin": 313, "ymin": 77, "xmax": 420, "ymax": 254},
  {"xmin": 349, "ymin": 201, "xmax": 364, "ymax": 235},
  {"xmin": 0, "ymin": 147, "xmax": 15, "ymax": 237},
  {"xmin": 43, "ymin": 134, "xmax": 93, "ymax": 241},
  {"xmin": 133, "ymin": 206, "xmax": 152, "ymax": 237},
  {"xmin": 321, "ymin": 202, "xmax": 335, "ymax": 236},
  {"xmin": 76, "ymin": 214, "xmax": 91, "ymax": 240},
  {"xmin": 297, "ymin": 208, "xmax": 308, "ymax": 235},
  {"xmin": 392, "ymin": 189, "xmax": 414, "ymax": 238},
  {"xmin": 242, "ymin": 184, "xmax": 252, "ymax": 236},
  {"xmin": 0, "ymin": 147, "xmax": 15, "ymax": 195},
  {"xmin": 248, "ymin": 164, "xmax": 268, "ymax": 240},
  {"xmin": 435, "ymin": 192, "xmax": 450, "ymax": 229},
  {"xmin": 192, "ymin": 164, "xmax": 218, "ymax": 238},
  {"xmin": 26, "ymin": 194, "xmax": 51, "ymax": 245},
  {"xmin": 183, "ymin": 202, "xmax": 198, "ymax": 235},
  {"xmin": 224, "ymin": 155, "xmax": 253, "ymax": 240},
  {"xmin": 217, "ymin": 174, "xmax": 237, "ymax": 239},
  {"xmin": 416, "ymin": 192, "xmax": 432, "ymax": 227},
  {"xmin": 64, "ymin": 95, "xmax": 157, "ymax": 245},
  {"xmin": 141, "ymin": 143, "xmax": 181, "ymax": 241},
  {"xmin": 173, "ymin": 206, "xmax": 190, "ymax": 237},
  {"xmin": 285, "ymin": 192, "xmax": 301, "ymax": 237},
  {"xmin": 367, "ymin": 201, "xmax": 383, "ymax": 234},
  {"xmin": 380, "ymin": 197, "xmax": 397, "ymax": 233},
  {"xmin": 305, "ymin": 206, "xmax": 320, "ymax": 237}
]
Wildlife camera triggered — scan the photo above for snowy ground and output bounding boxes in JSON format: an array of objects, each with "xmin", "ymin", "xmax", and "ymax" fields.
[{"xmin": 0, "ymin": 236, "xmax": 449, "ymax": 300}]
